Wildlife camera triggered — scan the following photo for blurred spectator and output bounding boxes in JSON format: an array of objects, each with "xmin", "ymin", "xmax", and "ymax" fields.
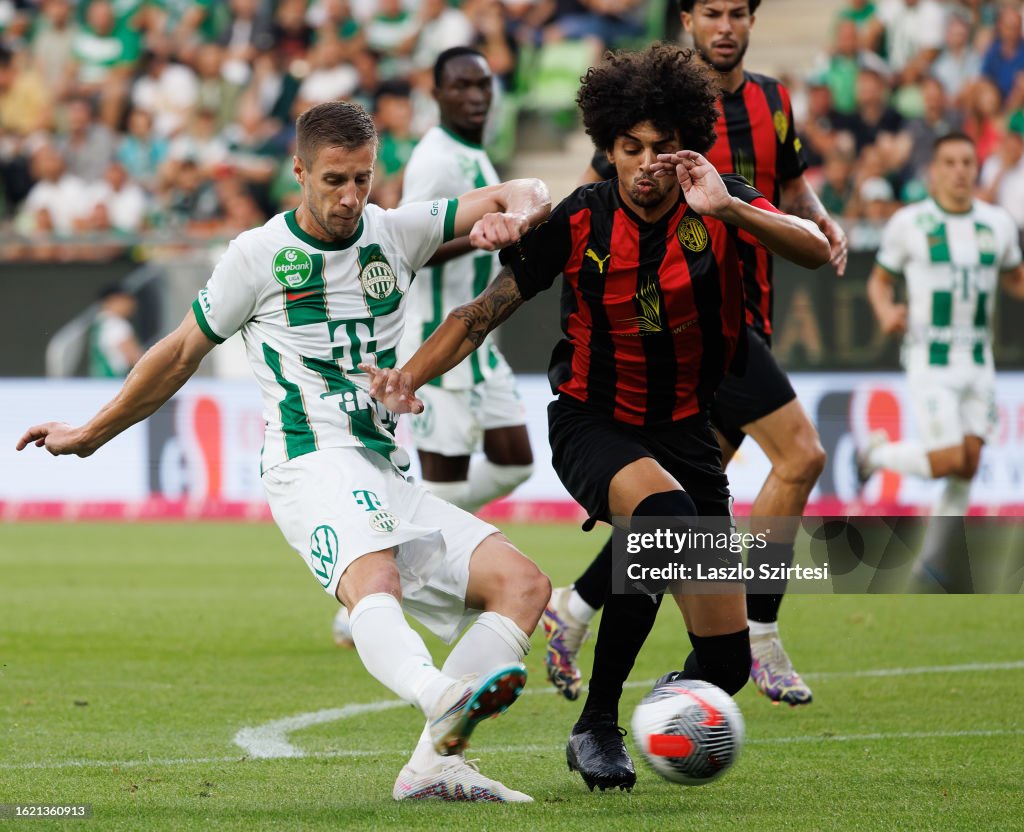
[
  {"xmin": 372, "ymin": 79, "xmax": 417, "ymax": 209},
  {"xmin": 799, "ymin": 75, "xmax": 843, "ymax": 167},
  {"xmin": 819, "ymin": 18, "xmax": 877, "ymax": 114},
  {"xmin": 295, "ymin": 34, "xmax": 359, "ymax": 107},
  {"xmin": 366, "ymin": 0, "xmax": 419, "ymax": 77},
  {"xmin": 270, "ymin": 0, "xmax": 314, "ymax": 63},
  {"xmin": 981, "ymin": 4, "xmax": 1024, "ymax": 99},
  {"xmin": 0, "ymin": 45, "xmax": 52, "ymax": 136},
  {"xmin": 834, "ymin": 66, "xmax": 909, "ymax": 160},
  {"xmin": 845, "ymin": 144, "xmax": 899, "ymax": 225},
  {"xmin": 962, "ymin": 77, "xmax": 1005, "ymax": 165},
  {"xmin": 30, "ymin": 0, "xmax": 77, "ymax": 99},
  {"xmin": 130, "ymin": 48, "xmax": 199, "ymax": 138},
  {"xmin": 904, "ymin": 76, "xmax": 963, "ymax": 183},
  {"xmin": 413, "ymin": 0, "xmax": 474, "ymax": 71},
  {"xmin": 835, "ymin": 0, "xmax": 882, "ymax": 52},
  {"xmin": 88, "ymin": 284, "xmax": 141, "ymax": 377},
  {"xmin": 348, "ymin": 46, "xmax": 383, "ymax": 114},
  {"xmin": 70, "ymin": 0, "xmax": 137, "ymax": 128},
  {"xmin": 876, "ymin": 0, "xmax": 946, "ymax": 85},
  {"xmin": 219, "ymin": 0, "xmax": 274, "ymax": 85},
  {"xmin": 85, "ymin": 161, "xmax": 149, "ymax": 234},
  {"xmin": 819, "ymin": 147, "xmax": 857, "ymax": 216},
  {"xmin": 57, "ymin": 96, "xmax": 116, "ymax": 183},
  {"xmin": 166, "ymin": 108, "xmax": 229, "ymax": 171},
  {"xmin": 978, "ymin": 111, "xmax": 1024, "ymax": 231},
  {"xmin": 467, "ymin": 0, "xmax": 518, "ymax": 90},
  {"xmin": 18, "ymin": 142, "xmax": 94, "ymax": 236},
  {"xmin": 308, "ymin": 0, "xmax": 367, "ymax": 64},
  {"xmin": 194, "ymin": 43, "xmax": 245, "ymax": 132},
  {"xmin": 542, "ymin": 0, "xmax": 645, "ymax": 51},
  {"xmin": 931, "ymin": 10, "xmax": 982, "ymax": 104},
  {"xmin": 159, "ymin": 157, "xmax": 221, "ymax": 229},
  {"xmin": 117, "ymin": 107, "xmax": 168, "ymax": 190}
]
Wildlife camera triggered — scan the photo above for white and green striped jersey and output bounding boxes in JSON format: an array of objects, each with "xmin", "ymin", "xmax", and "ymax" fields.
[
  {"xmin": 876, "ymin": 198, "xmax": 1022, "ymax": 371},
  {"xmin": 398, "ymin": 126, "xmax": 507, "ymax": 390},
  {"xmin": 192, "ymin": 200, "xmax": 458, "ymax": 472}
]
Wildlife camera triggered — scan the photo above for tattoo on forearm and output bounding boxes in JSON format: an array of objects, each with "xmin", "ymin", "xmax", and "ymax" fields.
[
  {"xmin": 451, "ymin": 267, "xmax": 524, "ymax": 347},
  {"xmin": 783, "ymin": 180, "xmax": 828, "ymax": 223}
]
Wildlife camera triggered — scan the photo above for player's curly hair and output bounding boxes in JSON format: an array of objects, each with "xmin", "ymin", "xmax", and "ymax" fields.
[{"xmin": 577, "ymin": 44, "xmax": 718, "ymax": 155}]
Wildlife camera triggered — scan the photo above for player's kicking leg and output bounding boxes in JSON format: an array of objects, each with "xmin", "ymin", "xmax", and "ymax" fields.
[{"xmin": 392, "ymin": 511, "xmax": 550, "ymax": 801}]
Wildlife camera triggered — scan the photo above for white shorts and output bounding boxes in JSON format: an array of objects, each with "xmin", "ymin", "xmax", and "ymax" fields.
[
  {"xmin": 262, "ymin": 447, "xmax": 499, "ymax": 643},
  {"xmin": 408, "ymin": 362, "xmax": 527, "ymax": 457},
  {"xmin": 907, "ymin": 367, "xmax": 997, "ymax": 451}
]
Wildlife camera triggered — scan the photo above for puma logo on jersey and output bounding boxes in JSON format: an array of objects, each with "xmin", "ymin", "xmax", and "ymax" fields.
[{"xmin": 585, "ymin": 248, "xmax": 611, "ymax": 273}]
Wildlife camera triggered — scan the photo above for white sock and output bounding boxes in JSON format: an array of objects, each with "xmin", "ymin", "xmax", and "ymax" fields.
[
  {"xmin": 349, "ymin": 593, "xmax": 450, "ymax": 714},
  {"xmin": 567, "ymin": 587, "xmax": 598, "ymax": 624},
  {"xmin": 868, "ymin": 440, "xmax": 932, "ymax": 478},
  {"xmin": 463, "ymin": 459, "xmax": 533, "ymax": 512},
  {"xmin": 748, "ymin": 619, "xmax": 779, "ymax": 638},
  {"xmin": 917, "ymin": 476, "xmax": 973, "ymax": 574},
  {"xmin": 422, "ymin": 479, "xmax": 471, "ymax": 510},
  {"xmin": 406, "ymin": 612, "xmax": 530, "ymax": 772}
]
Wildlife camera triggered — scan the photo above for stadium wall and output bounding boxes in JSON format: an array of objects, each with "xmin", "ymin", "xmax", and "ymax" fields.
[{"xmin": 4, "ymin": 374, "xmax": 1024, "ymax": 521}]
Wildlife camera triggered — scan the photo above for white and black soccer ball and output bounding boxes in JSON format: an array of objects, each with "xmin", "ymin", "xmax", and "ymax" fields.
[{"xmin": 631, "ymin": 679, "xmax": 744, "ymax": 785}]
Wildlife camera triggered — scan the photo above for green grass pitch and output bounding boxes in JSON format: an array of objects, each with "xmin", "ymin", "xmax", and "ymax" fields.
[{"xmin": 1, "ymin": 522, "xmax": 1022, "ymax": 831}]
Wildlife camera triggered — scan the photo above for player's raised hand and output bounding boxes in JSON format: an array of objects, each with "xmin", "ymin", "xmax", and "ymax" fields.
[
  {"xmin": 653, "ymin": 151, "xmax": 731, "ymax": 217},
  {"xmin": 358, "ymin": 364, "xmax": 424, "ymax": 414},
  {"xmin": 468, "ymin": 212, "xmax": 529, "ymax": 251},
  {"xmin": 16, "ymin": 422, "xmax": 94, "ymax": 457}
]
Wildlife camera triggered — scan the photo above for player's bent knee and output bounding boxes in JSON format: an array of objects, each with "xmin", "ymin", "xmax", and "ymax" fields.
[{"xmin": 778, "ymin": 441, "xmax": 827, "ymax": 486}]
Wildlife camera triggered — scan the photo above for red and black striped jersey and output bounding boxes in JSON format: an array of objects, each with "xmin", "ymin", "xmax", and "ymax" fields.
[
  {"xmin": 591, "ymin": 72, "xmax": 807, "ymax": 336},
  {"xmin": 500, "ymin": 175, "xmax": 781, "ymax": 427}
]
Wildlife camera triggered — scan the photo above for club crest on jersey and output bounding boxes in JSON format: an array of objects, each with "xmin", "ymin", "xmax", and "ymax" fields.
[
  {"xmin": 273, "ymin": 247, "xmax": 314, "ymax": 288},
  {"xmin": 773, "ymin": 109, "xmax": 788, "ymax": 143},
  {"xmin": 677, "ymin": 216, "xmax": 708, "ymax": 253},
  {"xmin": 369, "ymin": 510, "xmax": 400, "ymax": 533},
  {"xmin": 359, "ymin": 251, "xmax": 398, "ymax": 300}
]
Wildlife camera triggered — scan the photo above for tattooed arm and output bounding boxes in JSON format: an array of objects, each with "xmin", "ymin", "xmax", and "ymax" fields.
[
  {"xmin": 779, "ymin": 174, "xmax": 848, "ymax": 276},
  {"xmin": 361, "ymin": 267, "xmax": 525, "ymax": 413}
]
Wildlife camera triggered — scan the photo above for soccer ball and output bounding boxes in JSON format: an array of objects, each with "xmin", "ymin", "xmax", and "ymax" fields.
[{"xmin": 631, "ymin": 678, "xmax": 744, "ymax": 785}]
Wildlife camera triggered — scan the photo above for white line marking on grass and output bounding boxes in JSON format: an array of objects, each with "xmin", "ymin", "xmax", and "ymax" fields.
[{"xmin": 4, "ymin": 660, "xmax": 1022, "ymax": 771}]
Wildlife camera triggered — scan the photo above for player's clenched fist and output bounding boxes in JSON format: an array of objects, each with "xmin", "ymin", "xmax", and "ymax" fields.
[
  {"xmin": 468, "ymin": 211, "xmax": 530, "ymax": 251},
  {"xmin": 359, "ymin": 364, "xmax": 424, "ymax": 414},
  {"xmin": 16, "ymin": 422, "xmax": 93, "ymax": 457}
]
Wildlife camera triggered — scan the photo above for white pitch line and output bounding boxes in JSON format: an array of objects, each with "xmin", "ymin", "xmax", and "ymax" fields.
[{"xmin": 3, "ymin": 729, "xmax": 1024, "ymax": 772}]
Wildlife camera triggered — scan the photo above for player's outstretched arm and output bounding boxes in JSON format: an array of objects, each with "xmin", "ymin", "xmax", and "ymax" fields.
[
  {"xmin": 1000, "ymin": 264, "xmax": 1024, "ymax": 299},
  {"xmin": 653, "ymin": 150, "xmax": 830, "ymax": 269},
  {"xmin": 779, "ymin": 174, "xmax": 849, "ymax": 276},
  {"xmin": 866, "ymin": 264, "xmax": 908, "ymax": 335},
  {"xmin": 16, "ymin": 313, "xmax": 216, "ymax": 457},
  {"xmin": 362, "ymin": 266, "xmax": 524, "ymax": 413},
  {"xmin": 450, "ymin": 178, "xmax": 551, "ymax": 251}
]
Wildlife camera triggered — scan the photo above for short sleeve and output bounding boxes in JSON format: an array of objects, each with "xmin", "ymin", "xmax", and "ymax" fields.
[
  {"xmin": 384, "ymin": 198, "xmax": 457, "ymax": 272},
  {"xmin": 192, "ymin": 239, "xmax": 257, "ymax": 344},
  {"xmin": 999, "ymin": 212, "xmax": 1023, "ymax": 271},
  {"xmin": 776, "ymin": 85, "xmax": 808, "ymax": 182},
  {"xmin": 875, "ymin": 210, "xmax": 909, "ymax": 276},
  {"xmin": 498, "ymin": 197, "xmax": 574, "ymax": 301}
]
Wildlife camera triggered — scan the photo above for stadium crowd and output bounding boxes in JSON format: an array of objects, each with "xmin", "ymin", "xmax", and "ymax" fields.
[{"xmin": 0, "ymin": 0, "xmax": 1020, "ymax": 259}]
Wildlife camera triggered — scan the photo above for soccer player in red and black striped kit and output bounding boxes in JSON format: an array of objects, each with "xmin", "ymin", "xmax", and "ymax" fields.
[
  {"xmin": 364, "ymin": 44, "xmax": 829, "ymax": 791},
  {"xmin": 544, "ymin": 0, "xmax": 850, "ymax": 710}
]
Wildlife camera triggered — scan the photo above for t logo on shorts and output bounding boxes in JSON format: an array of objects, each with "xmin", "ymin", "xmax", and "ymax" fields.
[
  {"xmin": 352, "ymin": 490, "xmax": 382, "ymax": 511},
  {"xmin": 309, "ymin": 525, "xmax": 339, "ymax": 588}
]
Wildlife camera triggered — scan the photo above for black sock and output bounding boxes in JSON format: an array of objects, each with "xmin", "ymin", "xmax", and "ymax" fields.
[
  {"xmin": 578, "ymin": 591, "xmax": 663, "ymax": 726},
  {"xmin": 745, "ymin": 540, "xmax": 794, "ymax": 623},
  {"xmin": 572, "ymin": 537, "xmax": 613, "ymax": 611},
  {"xmin": 680, "ymin": 629, "xmax": 751, "ymax": 695}
]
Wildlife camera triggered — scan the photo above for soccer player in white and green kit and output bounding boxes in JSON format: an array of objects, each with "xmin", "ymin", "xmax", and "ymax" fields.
[
  {"xmin": 859, "ymin": 132, "xmax": 1024, "ymax": 588},
  {"xmin": 17, "ymin": 101, "xmax": 553, "ymax": 802}
]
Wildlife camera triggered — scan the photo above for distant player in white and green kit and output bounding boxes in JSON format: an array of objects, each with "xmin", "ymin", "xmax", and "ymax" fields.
[
  {"xmin": 859, "ymin": 133, "xmax": 1024, "ymax": 588},
  {"xmin": 400, "ymin": 47, "xmax": 534, "ymax": 510},
  {"xmin": 333, "ymin": 47, "xmax": 534, "ymax": 649},
  {"xmin": 17, "ymin": 101, "xmax": 553, "ymax": 803}
]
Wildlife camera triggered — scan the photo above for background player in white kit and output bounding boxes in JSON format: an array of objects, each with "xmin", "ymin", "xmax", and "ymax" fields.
[
  {"xmin": 17, "ymin": 100, "xmax": 553, "ymax": 803},
  {"xmin": 334, "ymin": 46, "xmax": 535, "ymax": 648},
  {"xmin": 859, "ymin": 132, "xmax": 1024, "ymax": 589}
]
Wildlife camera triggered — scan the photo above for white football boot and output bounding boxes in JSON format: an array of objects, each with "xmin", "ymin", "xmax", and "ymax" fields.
[{"xmin": 393, "ymin": 758, "xmax": 533, "ymax": 802}]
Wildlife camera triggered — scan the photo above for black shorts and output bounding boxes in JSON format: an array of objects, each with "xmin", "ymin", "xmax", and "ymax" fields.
[
  {"xmin": 710, "ymin": 327, "xmax": 796, "ymax": 450},
  {"xmin": 548, "ymin": 396, "xmax": 731, "ymax": 530}
]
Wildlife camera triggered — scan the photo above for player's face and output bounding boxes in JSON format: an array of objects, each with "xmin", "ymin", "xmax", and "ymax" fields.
[
  {"xmin": 295, "ymin": 143, "xmax": 375, "ymax": 241},
  {"xmin": 436, "ymin": 55, "xmax": 493, "ymax": 140},
  {"xmin": 929, "ymin": 140, "xmax": 977, "ymax": 206},
  {"xmin": 608, "ymin": 122, "xmax": 682, "ymax": 213},
  {"xmin": 682, "ymin": 0, "xmax": 754, "ymax": 74}
]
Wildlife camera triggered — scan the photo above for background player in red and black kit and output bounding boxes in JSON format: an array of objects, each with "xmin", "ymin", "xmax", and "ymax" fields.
[
  {"xmin": 364, "ymin": 44, "xmax": 829, "ymax": 791},
  {"xmin": 544, "ymin": 0, "xmax": 849, "ymax": 708}
]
